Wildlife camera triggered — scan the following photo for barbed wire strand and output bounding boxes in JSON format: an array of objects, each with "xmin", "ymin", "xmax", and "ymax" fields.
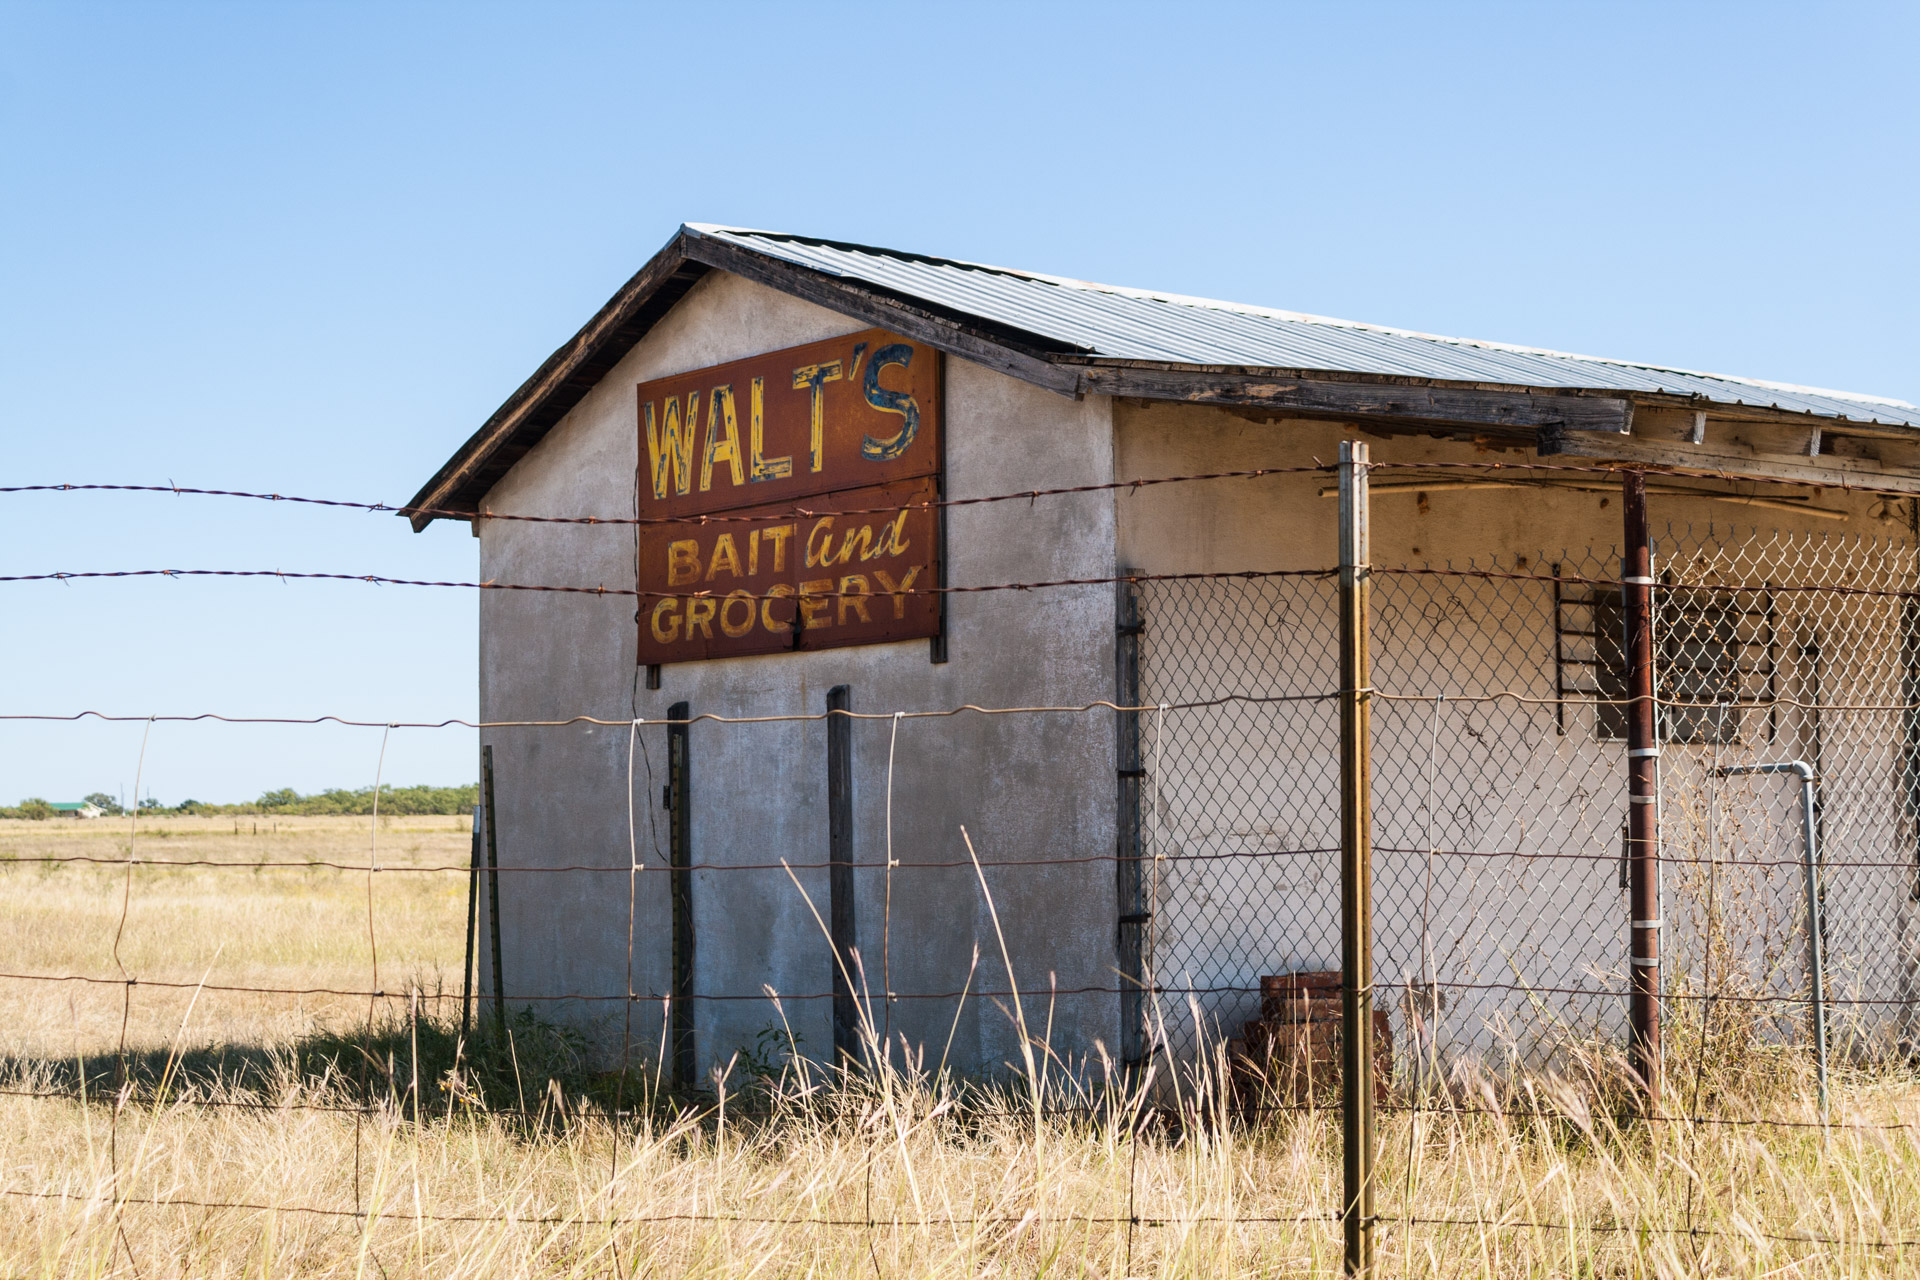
[
  {"xmin": 5, "ymin": 456, "xmax": 1910, "ymax": 527},
  {"xmin": 17, "ymin": 683, "xmax": 1920, "ymax": 728},
  {"xmin": 1, "ymin": 1182, "xmax": 1915, "ymax": 1248}
]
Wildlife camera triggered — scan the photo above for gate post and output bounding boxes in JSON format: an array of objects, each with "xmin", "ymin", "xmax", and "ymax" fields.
[
  {"xmin": 1621, "ymin": 473, "xmax": 1663, "ymax": 1106},
  {"xmin": 1338, "ymin": 440, "xmax": 1375, "ymax": 1277},
  {"xmin": 1115, "ymin": 571, "xmax": 1147, "ymax": 1070}
]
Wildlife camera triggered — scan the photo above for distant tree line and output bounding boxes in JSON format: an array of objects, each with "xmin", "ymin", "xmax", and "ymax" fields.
[{"xmin": 0, "ymin": 784, "xmax": 479, "ymax": 820}]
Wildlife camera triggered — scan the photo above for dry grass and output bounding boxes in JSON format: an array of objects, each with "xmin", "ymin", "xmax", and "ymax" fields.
[
  {"xmin": 0, "ymin": 814, "xmax": 469, "ymax": 1058},
  {"xmin": 1, "ymin": 816, "xmax": 1919, "ymax": 1276}
]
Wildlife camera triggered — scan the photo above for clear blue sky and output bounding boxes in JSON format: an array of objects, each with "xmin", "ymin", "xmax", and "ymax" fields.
[{"xmin": 0, "ymin": 2, "xmax": 1913, "ymax": 804}]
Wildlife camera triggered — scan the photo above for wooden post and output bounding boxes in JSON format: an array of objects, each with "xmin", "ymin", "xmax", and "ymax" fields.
[
  {"xmin": 827, "ymin": 686, "xmax": 859, "ymax": 1067},
  {"xmin": 1621, "ymin": 472, "xmax": 1663, "ymax": 1104},
  {"xmin": 1338, "ymin": 440, "xmax": 1375, "ymax": 1277},
  {"xmin": 482, "ymin": 745, "xmax": 505, "ymax": 1041},
  {"xmin": 460, "ymin": 802, "xmax": 481, "ymax": 1039},
  {"xmin": 667, "ymin": 702, "xmax": 695, "ymax": 1091}
]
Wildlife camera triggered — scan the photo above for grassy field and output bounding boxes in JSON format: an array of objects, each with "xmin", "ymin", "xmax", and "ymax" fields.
[
  {"xmin": 1, "ymin": 815, "xmax": 1918, "ymax": 1276},
  {"xmin": 0, "ymin": 813, "xmax": 472, "ymax": 1062}
]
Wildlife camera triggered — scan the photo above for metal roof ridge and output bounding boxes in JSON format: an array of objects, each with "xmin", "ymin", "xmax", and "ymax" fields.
[
  {"xmin": 684, "ymin": 223, "xmax": 1074, "ymax": 285},
  {"xmin": 691, "ymin": 223, "xmax": 1914, "ymax": 413}
]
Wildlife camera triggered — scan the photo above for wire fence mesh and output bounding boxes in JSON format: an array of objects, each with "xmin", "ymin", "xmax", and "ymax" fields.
[{"xmin": 7, "ymin": 460, "xmax": 1920, "ymax": 1272}]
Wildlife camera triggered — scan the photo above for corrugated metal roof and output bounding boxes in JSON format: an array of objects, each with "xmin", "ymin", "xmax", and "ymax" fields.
[{"xmin": 692, "ymin": 224, "xmax": 1920, "ymax": 429}]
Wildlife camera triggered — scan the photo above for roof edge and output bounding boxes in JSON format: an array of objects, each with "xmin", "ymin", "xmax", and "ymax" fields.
[
  {"xmin": 406, "ymin": 225, "xmax": 1094, "ymax": 527},
  {"xmin": 411, "ymin": 224, "xmax": 1918, "ymax": 529},
  {"xmin": 405, "ymin": 226, "xmax": 705, "ymax": 529}
]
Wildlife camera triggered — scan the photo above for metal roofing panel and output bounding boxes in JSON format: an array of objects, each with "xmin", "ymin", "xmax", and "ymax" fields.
[{"xmin": 693, "ymin": 226, "xmax": 1920, "ymax": 429}]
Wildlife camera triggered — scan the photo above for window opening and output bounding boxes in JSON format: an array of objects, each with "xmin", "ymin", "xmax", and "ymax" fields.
[{"xmin": 1554, "ymin": 564, "xmax": 1776, "ymax": 744}]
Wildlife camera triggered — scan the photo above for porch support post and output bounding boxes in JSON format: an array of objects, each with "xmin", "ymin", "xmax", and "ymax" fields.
[{"xmin": 1622, "ymin": 472, "xmax": 1663, "ymax": 1106}]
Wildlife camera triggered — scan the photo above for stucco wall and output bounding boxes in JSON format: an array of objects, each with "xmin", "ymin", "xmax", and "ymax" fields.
[{"xmin": 474, "ymin": 272, "xmax": 1120, "ymax": 1081}]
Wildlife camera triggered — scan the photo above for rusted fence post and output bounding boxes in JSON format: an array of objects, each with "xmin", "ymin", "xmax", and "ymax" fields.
[
  {"xmin": 1115, "ymin": 571, "xmax": 1147, "ymax": 1071},
  {"xmin": 667, "ymin": 702, "xmax": 695, "ymax": 1091},
  {"xmin": 460, "ymin": 802, "xmax": 480, "ymax": 1039},
  {"xmin": 1621, "ymin": 472, "xmax": 1663, "ymax": 1106},
  {"xmin": 826, "ymin": 685, "xmax": 859, "ymax": 1068},
  {"xmin": 1338, "ymin": 440, "xmax": 1375, "ymax": 1276}
]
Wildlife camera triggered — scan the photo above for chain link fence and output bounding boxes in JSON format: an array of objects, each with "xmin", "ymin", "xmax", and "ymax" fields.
[{"xmin": 1133, "ymin": 512, "xmax": 1920, "ymax": 1086}]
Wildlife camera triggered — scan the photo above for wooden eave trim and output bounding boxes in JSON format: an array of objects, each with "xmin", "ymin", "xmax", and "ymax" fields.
[
  {"xmin": 404, "ymin": 231, "xmax": 709, "ymax": 530},
  {"xmin": 681, "ymin": 231, "xmax": 1085, "ymax": 399},
  {"xmin": 1537, "ymin": 424, "xmax": 1920, "ymax": 493},
  {"xmin": 1062, "ymin": 356, "xmax": 1620, "ymax": 400},
  {"xmin": 1619, "ymin": 391, "xmax": 1920, "ymax": 441},
  {"xmin": 1075, "ymin": 363, "xmax": 1633, "ymax": 434}
]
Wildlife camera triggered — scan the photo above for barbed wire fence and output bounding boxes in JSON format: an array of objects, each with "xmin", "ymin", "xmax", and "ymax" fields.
[{"xmin": 2, "ymin": 453, "xmax": 1920, "ymax": 1271}]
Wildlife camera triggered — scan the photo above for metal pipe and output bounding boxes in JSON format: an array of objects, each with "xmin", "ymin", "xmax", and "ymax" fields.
[
  {"xmin": 1719, "ymin": 760, "xmax": 1828, "ymax": 1118},
  {"xmin": 1338, "ymin": 440, "xmax": 1375, "ymax": 1277},
  {"xmin": 1313, "ymin": 479, "xmax": 1849, "ymax": 520}
]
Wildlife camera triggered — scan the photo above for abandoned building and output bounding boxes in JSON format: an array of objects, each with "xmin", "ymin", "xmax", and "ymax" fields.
[{"xmin": 408, "ymin": 224, "xmax": 1920, "ymax": 1084}]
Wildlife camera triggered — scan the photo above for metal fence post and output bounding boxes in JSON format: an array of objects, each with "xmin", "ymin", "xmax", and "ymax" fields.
[
  {"xmin": 481, "ymin": 745, "xmax": 505, "ymax": 1041},
  {"xmin": 826, "ymin": 685, "xmax": 860, "ymax": 1068},
  {"xmin": 460, "ymin": 802, "xmax": 481, "ymax": 1039},
  {"xmin": 1338, "ymin": 440, "xmax": 1375, "ymax": 1277},
  {"xmin": 667, "ymin": 702, "xmax": 695, "ymax": 1091},
  {"xmin": 1115, "ymin": 570, "xmax": 1147, "ymax": 1070},
  {"xmin": 1621, "ymin": 472, "xmax": 1663, "ymax": 1106}
]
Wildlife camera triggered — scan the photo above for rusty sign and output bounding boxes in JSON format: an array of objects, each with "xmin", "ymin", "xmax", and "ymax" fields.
[
  {"xmin": 636, "ymin": 327, "xmax": 941, "ymax": 521},
  {"xmin": 637, "ymin": 476, "xmax": 940, "ymax": 664}
]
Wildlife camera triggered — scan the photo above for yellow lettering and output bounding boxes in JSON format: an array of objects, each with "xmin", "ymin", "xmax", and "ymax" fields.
[
  {"xmin": 791, "ymin": 361, "xmax": 842, "ymax": 473},
  {"xmin": 859, "ymin": 345, "xmax": 920, "ymax": 462},
  {"xmin": 699, "ymin": 385, "xmax": 746, "ymax": 492},
  {"xmin": 837, "ymin": 575, "xmax": 872, "ymax": 625},
  {"xmin": 833, "ymin": 523, "xmax": 874, "ymax": 565},
  {"xmin": 747, "ymin": 377, "xmax": 791, "ymax": 481},
  {"xmin": 642, "ymin": 393, "xmax": 700, "ymax": 499},
  {"xmin": 719, "ymin": 590, "xmax": 757, "ymax": 638},
  {"xmin": 705, "ymin": 533, "xmax": 742, "ymax": 581},
  {"xmin": 748, "ymin": 529, "xmax": 759, "ymax": 576},
  {"xmin": 797, "ymin": 578, "xmax": 834, "ymax": 630},
  {"xmin": 871, "ymin": 565, "xmax": 922, "ymax": 619},
  {"xmin": 805, "ymin": 516, "xmax": 837, "ymax": 569},
  {"xmin": 866, "ymin": 508, "xmax": 912, "ymax": 560},
  {"xmin": 760, "ymin": 583, "xmax": 795, "ymax": 633},
  {"xmin": 649, "ymin": 598, "xmax": 681, "ymax": 643},
  {"xmin": 761, "ymin": 524, "xmax": 793, "ymax": 573},
  {"xmin": 666, "ymin": 540, "xmax": 702, "ymax": 586},
  {"xmin": 684, "ymin": 597, "xmax": 717, "ymax": 640}
]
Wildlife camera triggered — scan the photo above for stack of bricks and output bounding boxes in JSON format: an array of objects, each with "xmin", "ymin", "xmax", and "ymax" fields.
[{"xmin": 1229, "ymin": 971, "xmax": 1392, "ymax": 1104}]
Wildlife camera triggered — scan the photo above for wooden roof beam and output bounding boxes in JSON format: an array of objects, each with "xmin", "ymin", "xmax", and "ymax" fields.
[{"xmin": 1078, "ymin": 364, "xmax": 1633, "ymax": 434}]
